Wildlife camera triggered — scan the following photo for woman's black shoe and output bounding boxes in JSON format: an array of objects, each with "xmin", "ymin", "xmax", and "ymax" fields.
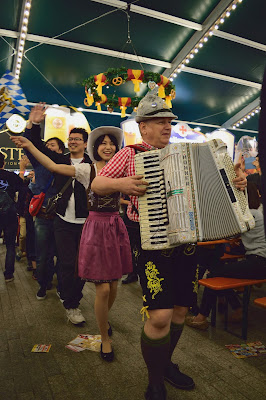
[
  {"xmin": 108, "ymin": 322, "xmax": 112, "ymax": 337},
  {"xmin": 100, "ymin": 343, "xmax": 114, "ymax": 362}
]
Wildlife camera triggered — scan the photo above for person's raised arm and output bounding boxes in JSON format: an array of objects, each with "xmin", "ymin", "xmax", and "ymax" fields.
[
  {"xmin": 91, "ymin": 175, "xmax": 148, "ymax": 196},
  {"xmin": 18, "ymin": 155, "xmax": 30, "ymax": 180},
  {"xmin": 26, "ymin": 102, "xmax": 46, "ymax": 130},
  {"xmin": 10, "ymin": 136, "xmax": 75, "ymax": 177},
  {"xmin": 24, "ymin": 103, "xmax": 64, "ymax": 163}
]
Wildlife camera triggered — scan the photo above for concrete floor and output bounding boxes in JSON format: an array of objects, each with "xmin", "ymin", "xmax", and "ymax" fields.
[{"xmin": 1, "ymin": 243, "xmax": 266, "ymax": 400}]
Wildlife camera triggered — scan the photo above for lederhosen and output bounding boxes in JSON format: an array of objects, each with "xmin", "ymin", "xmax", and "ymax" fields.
[{"xmin": 128, "ymin": 145, "xmax": 199, "ymax": 315}]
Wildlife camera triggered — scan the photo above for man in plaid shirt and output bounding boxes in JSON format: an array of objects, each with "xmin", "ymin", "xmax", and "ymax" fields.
[{"xmin": 92, "ymin": 94, "xmax": 247, "ymax": 400}]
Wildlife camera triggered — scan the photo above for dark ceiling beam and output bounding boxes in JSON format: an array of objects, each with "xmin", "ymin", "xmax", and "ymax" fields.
[
  {"xmin": 90, "ymin": 0, "xmax": 202, "ymax": 30},
  {"xmin": 222, "ymin": 97, "xmax": 260, "ymax": 128},
  {"xmin": 213, "ymin": 30, "xmax": 266, "ymax": 52},
  {"xmin": 0, "ymin": 29, "xmax": 171, "ymax": 68},
  {"xmin": 162, "ymin": 0, "xmax": 234, "ymax": 77},
  {"xmin": 183, "ymin": 66, "xmax": 261, "ymax": 89},
  {"xmin": 11, "ymin": 0, "xmax": 28, "ymax": 75}
]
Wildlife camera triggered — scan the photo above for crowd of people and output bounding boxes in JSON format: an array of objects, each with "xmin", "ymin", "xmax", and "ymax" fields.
[{"xmin": 1, "ymin": 93, "xmax": 264, "ymax": 400}]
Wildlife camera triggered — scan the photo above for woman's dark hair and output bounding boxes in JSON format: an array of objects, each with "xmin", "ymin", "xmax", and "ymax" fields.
[
  {"xmin": 93, "ymin": 134, "xmax": 119, "ymax": 161},
  {"xmin": 45, "ymin": 137, "xmax": 65, "ymax": 153},
  {"xmin": 247, "ymin": 181, "xmax": 261, "ymax": 209}
]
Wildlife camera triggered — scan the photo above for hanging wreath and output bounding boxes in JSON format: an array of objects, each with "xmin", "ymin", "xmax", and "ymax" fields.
[{"xmin": 82, "ymin": 67, "xmax": 176, "ymax": 117}]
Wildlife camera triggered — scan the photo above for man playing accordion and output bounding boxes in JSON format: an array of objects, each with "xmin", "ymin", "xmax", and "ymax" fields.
[{"xmin": 92, "ymin": 94, "xmax": 247, "ymax": 400}]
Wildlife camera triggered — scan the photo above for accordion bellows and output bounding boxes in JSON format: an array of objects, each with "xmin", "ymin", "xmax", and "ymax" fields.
[{"xmin": 135, "ymin": 139, "xmax": 255, "ymax": 250}]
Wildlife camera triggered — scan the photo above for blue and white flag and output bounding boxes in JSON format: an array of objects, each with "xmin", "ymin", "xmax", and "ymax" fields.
[{"xmin": 0, "ymin": 70, "xmax": 30, "ymax": 129}]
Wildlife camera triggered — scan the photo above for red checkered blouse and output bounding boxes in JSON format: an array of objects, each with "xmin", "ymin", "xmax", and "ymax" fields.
[{"xmin": 98, "ymin": 140, "xmax": 156, "ymax": 222}]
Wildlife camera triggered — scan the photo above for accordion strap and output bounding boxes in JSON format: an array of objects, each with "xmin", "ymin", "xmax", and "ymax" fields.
[
  {"xmin": 127, "ymin": 144, "xmax": 148, "ymax": 152},
  {"xmin": 126, "ymin": 145, "xmax": 148, "ymax": 216}
]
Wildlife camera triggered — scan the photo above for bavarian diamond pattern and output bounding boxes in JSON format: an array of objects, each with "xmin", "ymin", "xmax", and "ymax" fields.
[{"xmin": 0, "ymin": 70, "xmax": 30, "ymax": 129}]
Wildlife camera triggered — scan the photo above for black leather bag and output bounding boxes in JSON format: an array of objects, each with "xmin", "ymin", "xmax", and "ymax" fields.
[{"xmin": 45, "ymin": 178, "xmax": 73, "ymax": 215}]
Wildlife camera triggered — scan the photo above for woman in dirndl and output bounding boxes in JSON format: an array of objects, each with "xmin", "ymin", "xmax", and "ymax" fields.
[
  {"xmin": 77, "ymin": 127, "xmax": 133, "ymax": 362},
  {"xmin": 11, "ymin": 126, "xmax": 133, "ymax": 362}
]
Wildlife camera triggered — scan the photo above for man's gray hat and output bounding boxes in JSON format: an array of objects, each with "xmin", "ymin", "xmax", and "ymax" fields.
[
  {"xmin": 87, "ymin": 126, "xmax": 123, "ymax": 163},
  {"xmin": 135, "ymin": 93, "xmax": 178, "ymax": 123}
]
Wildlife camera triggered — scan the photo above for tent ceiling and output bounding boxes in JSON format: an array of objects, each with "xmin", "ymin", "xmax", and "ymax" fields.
[{"xmin": 0, "ymin": 0, "xmax": 265, "ymax": 138}]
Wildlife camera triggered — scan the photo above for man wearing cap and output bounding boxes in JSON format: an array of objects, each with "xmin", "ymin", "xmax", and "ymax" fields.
[{"xmin": 91, "ymin": 94, "xmax": 247, "ymax": 400}]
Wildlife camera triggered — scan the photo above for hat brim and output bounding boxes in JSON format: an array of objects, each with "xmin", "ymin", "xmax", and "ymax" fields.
[
  {"xmin": 135, "ymin": 111, "xmax": 178, "ymax": 123},
  {"xmin": 87, "ymin": 126, "xmax": 123, "ymax": 163}
]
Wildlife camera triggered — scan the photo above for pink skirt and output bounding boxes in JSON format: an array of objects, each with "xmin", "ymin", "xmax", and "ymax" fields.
[{"xmin": 78, "ymin": 211, "xmax": 133, "ymax": 282}]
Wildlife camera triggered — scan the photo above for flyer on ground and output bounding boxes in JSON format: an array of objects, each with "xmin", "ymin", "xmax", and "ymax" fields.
[
  {"xmin": 225, "ymin": 342, "xmax": 266, "ymax": 358},
  {"xmin": 66, "ymin": 334, "xmax": 102, "ymax": 352},
  {"xmin": 31, "ymin": 344, "xmax": 51, "ymax": 353}
]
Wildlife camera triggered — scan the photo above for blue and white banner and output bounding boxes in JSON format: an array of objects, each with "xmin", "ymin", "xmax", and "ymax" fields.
[{"xmin": 0, "ymin": 70, "xmax": 30, "ymax": 129}]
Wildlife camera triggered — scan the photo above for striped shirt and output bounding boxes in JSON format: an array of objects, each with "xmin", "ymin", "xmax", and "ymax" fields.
[{"xmin": 98, "ymin": 141, "xmax": 156, "ymax": 222}]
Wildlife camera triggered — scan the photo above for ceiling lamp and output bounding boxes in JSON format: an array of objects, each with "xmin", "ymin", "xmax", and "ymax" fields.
[
  {"xmin": 232, "ymin": 106, "xmax": 261, "ymax": 129},
  {"xmin": 169, "ymin": 0, "xmax": 243, "ymax": 80},
  {"xmin": 14, "ymin": 0, "xmax": 32, "ymax": 80}
]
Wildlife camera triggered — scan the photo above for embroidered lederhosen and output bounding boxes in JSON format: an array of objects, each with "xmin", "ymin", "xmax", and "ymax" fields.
[{"xmin": 127, "ymin": 145, "xmax": 198, "ymax": 319}]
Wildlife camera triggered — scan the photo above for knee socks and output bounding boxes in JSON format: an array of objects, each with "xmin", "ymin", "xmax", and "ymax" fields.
[
  {"xmin": 141, "ymin": 327, "xmax": 170, "ymax": 385},
  {"xmin": 168, "ymin": 322, "xmax": 184, "ymax": 363}
]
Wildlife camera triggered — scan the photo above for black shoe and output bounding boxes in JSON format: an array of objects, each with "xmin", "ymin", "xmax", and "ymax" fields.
[
  {"xmin": 36, "ymin": 287, "xmax": 47, "ymax": 300},
  {"xmin": 100, "ymin": 343, "xmax": 114, "ymax": 362},
  {"xmin": 145, "ymin": 384, "xmax": 167, "ymax": 400},
  {"xmin": 108, "ymin": 322, "xmax": 112, "ymax": 337},
  {"xmin": 122, "ymin": 272, "xmax": 138, "ymax": 284},
  {"xmin": 164, "ymin": 362, "xmax": 195, "ymax": 390},
  {"xmin": 27, "ymin": 265, "xmax": 33, "ymax": 271},
  {"xmin": 5, "ymin": 275, "xmax": 14, "ymax": 283}
]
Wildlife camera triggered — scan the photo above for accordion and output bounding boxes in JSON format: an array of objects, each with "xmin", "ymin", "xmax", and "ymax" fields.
[{"xmin": 135, "ymin": 139, "xmax": 255, "ymax": 250}]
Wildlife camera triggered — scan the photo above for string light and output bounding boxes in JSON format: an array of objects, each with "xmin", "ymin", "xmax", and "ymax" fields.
[
  {"xmin": 169, "ymin": 0, "xmax": 243, "ymax": 80},
  {"xmin": 232, "ymin": 106, "xmax": 261, "ymax": 129},
  {"xmin": 14, "ymin": 0, "xmax": 32, "ymax": 80}
]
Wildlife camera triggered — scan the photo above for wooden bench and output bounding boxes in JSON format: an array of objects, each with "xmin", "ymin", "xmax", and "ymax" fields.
[
  {"xmin": 197, "ymin": 239, "xmax": 245, "ymax": 262},
  {"xmin": 254, "ymin": 297, "xmax": 266, "ymax": 309},
  {"xmin": 220, "ymin": 253, "xmax": 245, "ymax": 261},
  {"xmin": 198, "ymin": 277, "xmax": 266, "ymax": 340}
]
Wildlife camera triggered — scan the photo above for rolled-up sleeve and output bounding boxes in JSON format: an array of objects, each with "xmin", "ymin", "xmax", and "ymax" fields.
[{"xmin": 74, "ymin": 164, "xmax": 92, "ymax": 189}]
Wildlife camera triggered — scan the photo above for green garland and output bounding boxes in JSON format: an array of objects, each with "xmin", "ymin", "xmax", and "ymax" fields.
[{"xmin": 82, "ymin": 67, "xmax": 175, "ymax": 112}]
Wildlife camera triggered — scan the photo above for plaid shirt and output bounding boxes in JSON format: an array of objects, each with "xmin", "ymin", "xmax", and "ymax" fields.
[{"xmin": 98, "ymin": 140, "xmax": 156, "ymax": 222}]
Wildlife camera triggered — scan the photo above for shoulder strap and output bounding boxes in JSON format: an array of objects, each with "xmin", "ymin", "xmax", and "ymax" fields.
[
  {"xmin": 89, "ymin": 164, "xmax": 96, "ymax": 186},
  {"xmin": 59, "ymin": 177, "xmax": 73, "ymax": 195},
  {"xmin": 127, "ymin": 144, "xmax": 149, "ymax": 153}
]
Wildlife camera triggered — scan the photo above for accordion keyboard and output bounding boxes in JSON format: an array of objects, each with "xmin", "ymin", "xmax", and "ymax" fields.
[{"xmin": 134, "ymin": 151, "xmax": 170, "ymax": 248}]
